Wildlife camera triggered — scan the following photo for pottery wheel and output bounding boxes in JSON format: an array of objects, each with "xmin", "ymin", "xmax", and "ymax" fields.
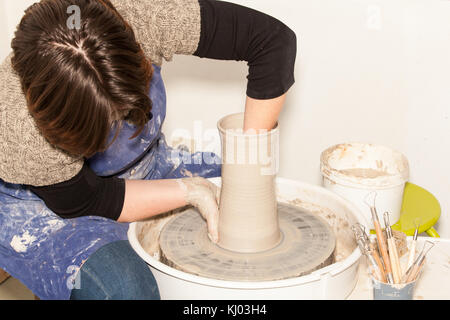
[{"xmin": 159, "ymin": 202, "xmax": 336, "ymax": 281}]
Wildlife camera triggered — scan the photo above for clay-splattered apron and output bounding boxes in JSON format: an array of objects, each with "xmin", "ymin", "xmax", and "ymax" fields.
[{"xmin": 0, "ymin": 65, "xmax": 221, "ymax": 300}]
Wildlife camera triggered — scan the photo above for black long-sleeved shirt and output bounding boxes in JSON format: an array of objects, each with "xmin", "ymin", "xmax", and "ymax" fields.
[{"xmin": 30, "ymin": 0, "xmax": 297, "ymax": 220}]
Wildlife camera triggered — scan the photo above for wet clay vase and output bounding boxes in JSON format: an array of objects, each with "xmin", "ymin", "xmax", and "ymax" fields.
[{"xmin": 217, "ymin": 113, "xmax": 280, "ymax": 253}]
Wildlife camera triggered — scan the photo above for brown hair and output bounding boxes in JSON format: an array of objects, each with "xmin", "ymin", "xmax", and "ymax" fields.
[{"xmin": 11, "ymin": 0, "xmax": 153, "ymax": 157}]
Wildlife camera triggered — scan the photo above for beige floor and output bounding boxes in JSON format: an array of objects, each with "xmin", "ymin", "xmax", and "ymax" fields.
[{"xmin": 0, "ymin": 276, "xmax": 34, "ymax": 300}]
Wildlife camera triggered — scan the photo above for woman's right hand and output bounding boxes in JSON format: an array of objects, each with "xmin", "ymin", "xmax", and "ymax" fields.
[
  {"xmin": 177, "ymin": 177, "xmax": 221, "ymax": 243},
  {"xmin": 119, "ymin": 177, "xmax": 220, "ymax": 244}
]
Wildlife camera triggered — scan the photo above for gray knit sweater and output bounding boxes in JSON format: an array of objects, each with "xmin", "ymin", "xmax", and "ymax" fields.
[{"xmin": 0, "ymin": 0, "xmax": 201, "ymax": 186}]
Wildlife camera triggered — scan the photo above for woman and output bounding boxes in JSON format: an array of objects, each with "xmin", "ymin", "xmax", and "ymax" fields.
[{"xmin": 0, "ymin": 0, "xmax": 296, "ymax": 299}]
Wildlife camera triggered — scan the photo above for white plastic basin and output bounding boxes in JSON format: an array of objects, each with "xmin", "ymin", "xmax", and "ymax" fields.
[{"xmin": 128, "ymin": 177, "xmax": 367, "ymax": 299}]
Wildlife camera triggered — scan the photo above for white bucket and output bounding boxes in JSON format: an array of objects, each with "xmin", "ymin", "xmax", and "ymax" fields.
[{"xmin": 320, "ymin": 143, "xmax": 409, "ymax": 228}]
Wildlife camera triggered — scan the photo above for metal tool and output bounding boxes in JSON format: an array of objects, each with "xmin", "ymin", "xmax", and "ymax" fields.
[
  {"xmin": 403, "ymin": 240, "xmax": 434, "ymax": 283},
  {"xmin": 353, "ymin": 223, "xmax": 386, "ymax": 282},
  {"xmin": 409, "ymin": 256, "xmax": 426, "ymax": 282},
  {"xmin": 404, "ymin": 240, "xmax": 433, "ymax": 283},
  {"xmin": 364, "ymin": 191, "xmax": 394, "ymax": 284},
  {"xmin": 357, "ymin": 223, "xmax": 386, "ymax": 281},
  {"xmin": 384, "ymin": 212, "xmax": 402, "ymax": 283},
  {"xmin": 352, "ymin": 224, "xmax": 384, "ymax": 282},
  {"xmin": 406, "ymin": 219, "xmax": 420, "ymax": 271}
]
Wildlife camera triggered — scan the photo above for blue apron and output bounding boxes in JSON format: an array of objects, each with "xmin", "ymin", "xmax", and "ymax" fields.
[{"xmin": 0, "ymin": 65, "xmax": 221, "ymax": 300}]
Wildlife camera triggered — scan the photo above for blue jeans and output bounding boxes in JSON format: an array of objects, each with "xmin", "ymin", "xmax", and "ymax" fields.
[{"xmin": 70, "ymin": 241, "xmax": 160, "ymax": 300}]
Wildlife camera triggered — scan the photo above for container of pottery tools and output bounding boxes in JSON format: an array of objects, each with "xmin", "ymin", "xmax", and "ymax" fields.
[{"xmin": 352, "ymin": 213, "xmax": 434, "ymax": 300}]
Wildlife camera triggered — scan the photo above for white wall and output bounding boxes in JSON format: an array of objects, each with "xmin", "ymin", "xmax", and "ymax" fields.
[
  {"xmin": 1, "ymin": 0, "xmax": 449, "ymax": 236},
  {"xmin": 0, "ymin": 0, "xmax": 37, "ymax": 60},
  {"xmin": 162, "ymin": 0, "xmax": 450, "ymax": 237}
]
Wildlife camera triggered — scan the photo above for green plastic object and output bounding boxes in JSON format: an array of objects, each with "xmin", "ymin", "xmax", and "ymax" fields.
[{"xmin": 391, "ymin": 182, "xmax": 441, "ymax": 237}]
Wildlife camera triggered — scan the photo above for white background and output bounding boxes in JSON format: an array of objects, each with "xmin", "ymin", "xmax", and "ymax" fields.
[{"xmin": 1, "ymin": 0, "xmax": 449, "ymax": 237}]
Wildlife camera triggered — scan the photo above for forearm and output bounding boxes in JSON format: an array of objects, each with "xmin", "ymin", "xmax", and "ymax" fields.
[
  {"xmin": 244, "ymin": 94, "xmax": 286, "ymax": 132},
  {"xmin": 117, "ymin": 179, "xmax": 187, "ymax": 223},
  {"xmin": 118, "ymin": 178, "xmax": 220, "ymax": 242},
  {"xmin": 192, "ymin": 0, "xmax": 295, "ymax": 132}
]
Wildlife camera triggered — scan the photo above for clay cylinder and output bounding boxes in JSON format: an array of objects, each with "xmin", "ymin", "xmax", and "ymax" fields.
[{"xmin": 217, "ymin": 113, "xmax": 280, "ymax": 253}]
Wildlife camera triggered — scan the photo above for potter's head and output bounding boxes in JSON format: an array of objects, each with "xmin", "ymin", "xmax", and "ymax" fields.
[{"xmin": 11, "ymin": 0, "xmax": 153, "ymax": 157}]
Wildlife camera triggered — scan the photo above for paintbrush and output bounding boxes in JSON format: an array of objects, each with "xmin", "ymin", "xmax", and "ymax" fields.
[{"xmin": 364, "ymin": 191, "xmax": 394, "ymax": 284}]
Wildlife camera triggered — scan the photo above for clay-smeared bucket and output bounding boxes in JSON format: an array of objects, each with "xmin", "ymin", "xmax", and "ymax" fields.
[
  {"xmin": 320, "ymin": 143, "xmax": 409, "ymax": 227},
  {"xmin": 217, "ymin": 113, "xmax": 280, "ymax": 253}
]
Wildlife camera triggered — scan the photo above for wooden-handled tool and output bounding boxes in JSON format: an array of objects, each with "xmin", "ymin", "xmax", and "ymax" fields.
[
  {"xmin": 374, "ymin": 218, "xmax": 394, "ymax": 284},
  {"xmin": 369, "ymin": 241, "xmax": 386, "ymax": 282},
  {"xmin": 403, "ymin": 240, "xmax": 434, "ymax": 283},
  {"xmin": 364, "ymin": 192, "xmax": 394, "ymax": 284},
  {"xmin": 406, "ymin": 256, "xmax": 426, "ymax": 283},
  {"xmin": 384, "ymin": 212, "xmax": 402, "ymax": 284}
]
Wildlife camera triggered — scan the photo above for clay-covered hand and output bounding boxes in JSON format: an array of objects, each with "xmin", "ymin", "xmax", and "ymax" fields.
[{"xmin": 177, "ymin": 177, "xmax": 220, "ymax": 243}]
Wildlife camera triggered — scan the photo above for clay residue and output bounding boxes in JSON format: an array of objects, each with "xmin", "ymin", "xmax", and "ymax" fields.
[
  {"xmin": 157, "ymin": 203, "xmax": 336, "ymax": 282},
  {"xmin": 371, "ymin": 229, "xmax": 408, "ymax": 258},
  {"xmin": 393, "ymin": 230, "xmax": 407, "ymax": 257},
  {"xmin": 10, "ymin": 231, "xmax": 37, "ymax": 253},
  {"xmin": 320, "ymin": 143, "xmax": 410, "ymax": 184},
  {"xmin": 137, "ymin": 207, "xmax": 188, "ymax": 260},
  {"xmin": 287, "ymin": 199, "xmax": 356, "ymax": 262},
  {"xmin": 137, "ymin": 199, "xmax": 356, "ymax": 274},
  {"xmin": 338, "ymin": 168, "xmax": 390, "ymax": 179}
]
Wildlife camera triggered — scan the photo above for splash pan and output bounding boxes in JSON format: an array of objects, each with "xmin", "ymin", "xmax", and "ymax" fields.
[
  {"xmin": 128, "ymin": 178, "xmax": 365, "ymax": 299},
  {"xmin": 159, "ymin": 202, "xmax": 336, "ymax": 281}
]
